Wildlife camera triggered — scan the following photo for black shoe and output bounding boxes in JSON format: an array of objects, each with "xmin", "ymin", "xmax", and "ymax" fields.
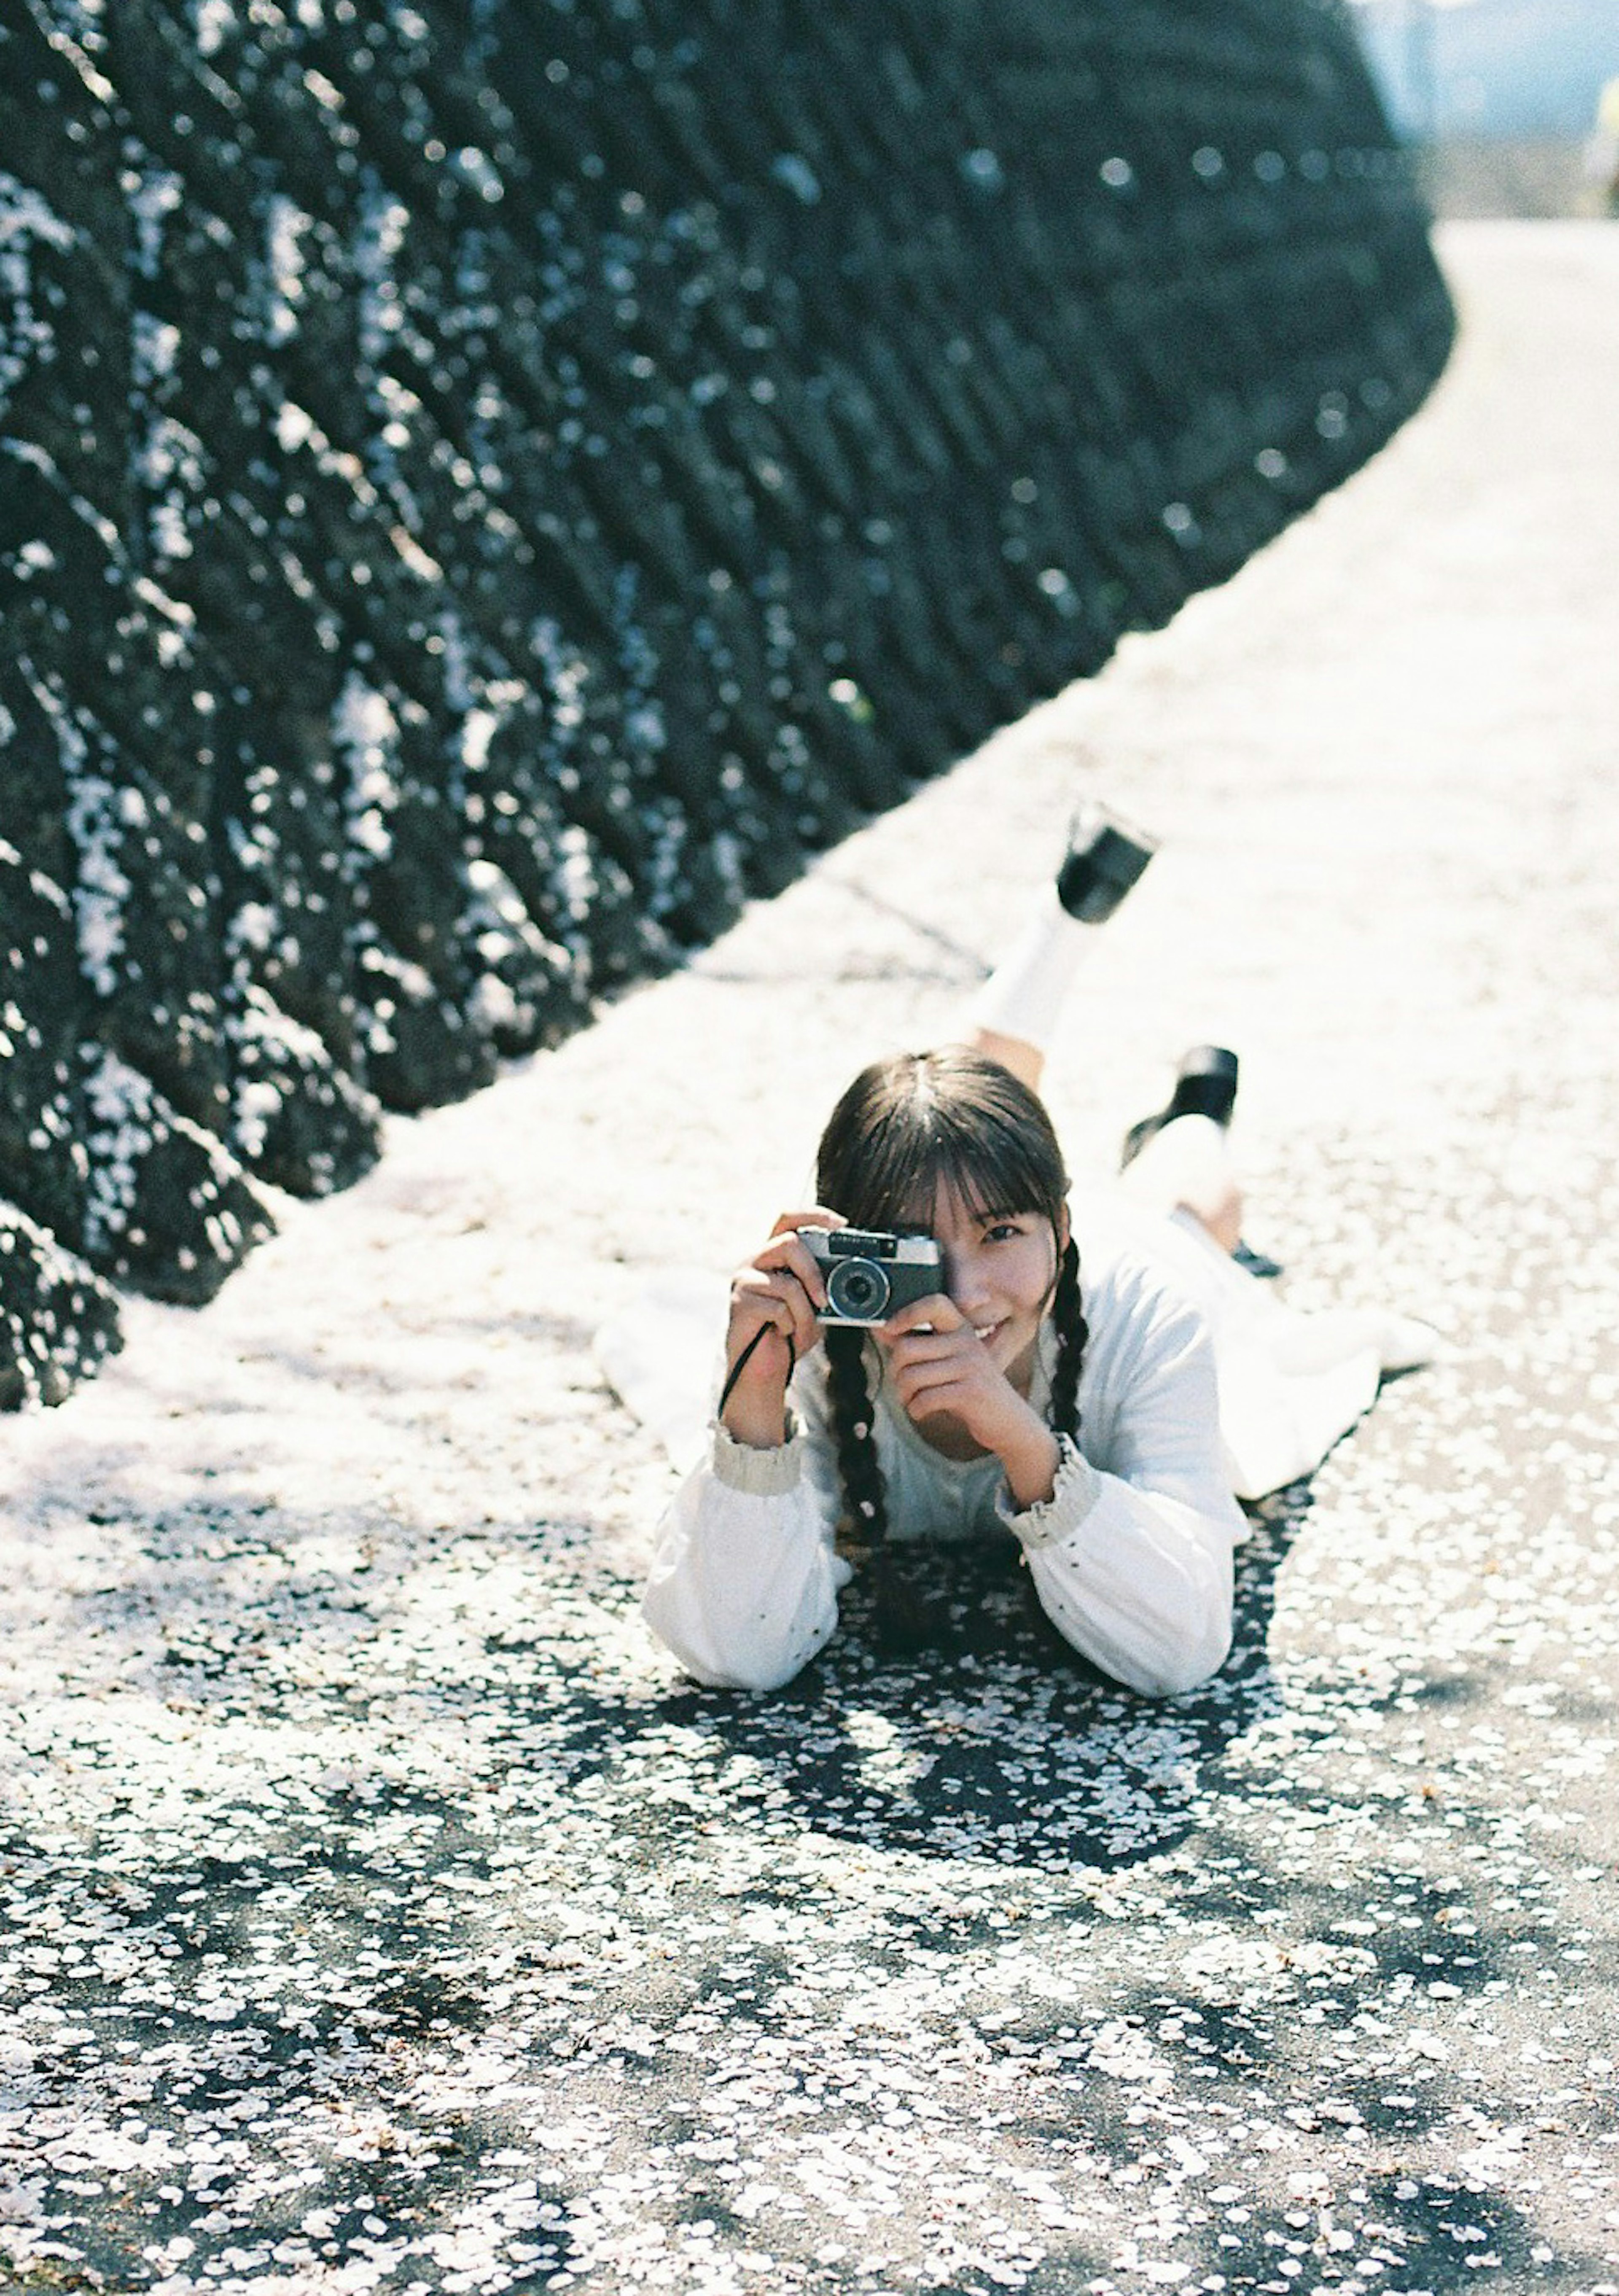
[
  {"xmin": 1057, "ymin": 800, "xmax": 1158, "ymax": 924},
  {"xmin": 1121, "ymin": 1048, "xmax": 1285, "ymax": 1275},
  {"xmin": 1120, "ymin": 1044, "xmax": 1240, "ymax": 1169},
  {"xmin": 1232, "ymin": 1239, "xmax": 1285, "ymax": 1281}
]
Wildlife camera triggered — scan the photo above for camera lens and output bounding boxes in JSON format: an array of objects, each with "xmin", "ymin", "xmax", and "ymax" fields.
[{"xmin": 826, "ymin": 1257, "xmax": 890, "ymax": 1322}]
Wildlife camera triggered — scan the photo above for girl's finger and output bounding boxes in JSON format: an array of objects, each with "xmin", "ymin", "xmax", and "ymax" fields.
[
  {"xmin": 768, "ymin": 1206, "xmax": 847, "ymax": 1240},
  {"xmin": 736, "ymin": 1267, "xmax": 820, "ymax": 1356},
  {"xmin": 881, "ymin": 1292, "xmax": 965, "ymax": 1340},
  {"xmin": 751, "ymin": 1232, "xmax": 832, "ymax": 1309},
  {"xmin": 882, "ymin": 1340, "xmax": 974, "ymax": 1386},
  {"xmin": 885, "ymin": 1327, "xmax": 976, "ymax": 1370},
  {"xmin": 896, "ymin": 1369, "xmax": 971, "ymax": 1421},
  {"xmin": 898, "ymin": 1345, "xmax": 1002, "ymax": 1408},
  {"xmin": 780, "ymin": 1276, "xmax": 822, "ymax": 1359},
  {"xmin": 723, "ymin": 1296, "xmax": 794, "ymax": 1380},
  {"xmin": 735, "ymin": 1264, "xmax": 811, "ymax": 1320},
  {"xmin": 727, "ymin": 1294, "xmax": 790, "ymax": 1355}
]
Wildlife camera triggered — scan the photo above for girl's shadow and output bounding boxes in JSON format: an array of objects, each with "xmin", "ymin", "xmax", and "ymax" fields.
[{"xmin": 663, "ymin": 1481, "xmax": 1312, "ymax": 1874}]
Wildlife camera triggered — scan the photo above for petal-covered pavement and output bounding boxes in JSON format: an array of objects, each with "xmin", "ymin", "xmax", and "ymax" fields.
[{"xmin": 3, "ymin": 223, "xmax": 1617, "ymax": 2295}]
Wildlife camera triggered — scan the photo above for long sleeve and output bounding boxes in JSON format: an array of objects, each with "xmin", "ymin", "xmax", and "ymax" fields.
[
  {"xmin": 641, "ymin": 1419, "xmax": 848, "ymax": 1690},
  {"xmin": 1000, "ymin": 1276, "xmax": 1243, "ymax": 1696},
  {"xmin": 640, "ymin": 1237, "xmax": 1245, "ymax": 1698}
]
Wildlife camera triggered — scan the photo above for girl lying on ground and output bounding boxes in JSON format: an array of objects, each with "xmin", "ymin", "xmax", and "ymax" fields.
[{"xmin": 619, "ymin": 807, "xmax": 1434, "ymax": 1697}]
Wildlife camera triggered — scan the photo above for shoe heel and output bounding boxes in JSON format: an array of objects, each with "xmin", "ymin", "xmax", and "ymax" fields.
[
  {"xmin": 1120, "ymin": 1046, "xmax": 1240, "ymax": 1171},
  {"xmin": 1057, "ymin": 801, "xmax": 1158, "ymax": 924},
  {"xmin": 1167, "ymin": 1045, "xmax": 1239, "ymax": 1127}
]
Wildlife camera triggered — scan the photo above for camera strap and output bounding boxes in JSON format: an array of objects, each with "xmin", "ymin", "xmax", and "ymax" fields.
[{"xmin": 716, "ymin": 1322, "xmax": 796, "ymax": 1420}]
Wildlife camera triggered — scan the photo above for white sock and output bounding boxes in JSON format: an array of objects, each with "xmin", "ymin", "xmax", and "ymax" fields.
[{"xmin": 964, "ymin": 887, "xmax": 1092, "ymax": 1055}]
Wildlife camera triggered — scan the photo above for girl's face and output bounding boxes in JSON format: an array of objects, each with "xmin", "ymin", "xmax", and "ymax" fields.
[{"xmin": 924, "ymin": 1181, "xmax": 1065, "ymax": 1394}]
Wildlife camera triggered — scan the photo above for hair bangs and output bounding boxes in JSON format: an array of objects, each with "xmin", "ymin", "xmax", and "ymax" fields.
[
  {"xmin": 832, "ymin": 1096, "xmax": 945, "ymax": 1234},
  {"xmin": 816, "ymin": 1049, "xmax": 1069, "ymax": 1242}
]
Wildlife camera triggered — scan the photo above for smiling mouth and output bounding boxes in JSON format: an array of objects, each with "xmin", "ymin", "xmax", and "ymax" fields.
[{"xmin": 973, "ymin": 1323, "xmax": 1003, "ymax": 1345}]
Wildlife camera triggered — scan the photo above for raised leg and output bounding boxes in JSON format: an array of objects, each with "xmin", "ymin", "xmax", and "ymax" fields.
[{"xmin": 963, "ymin": 803, "xmax": 1157, "ymax": 1097}]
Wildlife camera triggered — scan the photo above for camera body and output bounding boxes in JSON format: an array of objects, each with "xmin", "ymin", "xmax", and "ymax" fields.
[{"xmin": 800, "ymin": 1226, "xmax": 945, "ymax": 1327}]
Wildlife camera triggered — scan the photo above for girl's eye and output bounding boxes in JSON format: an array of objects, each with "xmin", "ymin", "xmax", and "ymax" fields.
[{"xmin": 985, "ymin": 1222, "xmax": 1023, "ymax": 1244}]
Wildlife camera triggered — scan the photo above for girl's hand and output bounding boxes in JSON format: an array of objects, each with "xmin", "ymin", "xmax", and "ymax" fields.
[
  {"xmin": 720, "ymin": 1209, "xmax": 844, "ymax": 1449},
  {"xmin": 880, "ymin": 1294, "xmax": 1060, "ymax": 1509}
]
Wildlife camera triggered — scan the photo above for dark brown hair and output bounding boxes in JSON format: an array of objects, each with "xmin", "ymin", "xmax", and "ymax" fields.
[{"xmin": 814, "ymin": 1049, "xmax": 1088, "ymax": 1647}]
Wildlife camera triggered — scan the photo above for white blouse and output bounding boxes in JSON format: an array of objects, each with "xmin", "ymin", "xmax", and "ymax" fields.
[
  {"xmin": 640, "ymin": 1212, "xmax": 1250, "ymax": 1698},
  {"xmin": 612, "ymin": 1122, "xmax": 1432, "ymax": 1701}
]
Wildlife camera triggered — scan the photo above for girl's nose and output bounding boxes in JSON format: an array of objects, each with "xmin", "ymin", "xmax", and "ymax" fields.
[{"xmin": 944, "ymin": 1249, "xmax": 990, "ymax": 1315}]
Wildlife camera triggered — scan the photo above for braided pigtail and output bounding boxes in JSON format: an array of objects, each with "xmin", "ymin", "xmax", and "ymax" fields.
[
  {"xmin": 824, "ymin": 1325, "xmax": 937, "ymax": 1652},
  {"xmin": 824, "ymin": 1326, "xmax": 886, "ymax": 1552},
  {"xmin": 1018, "ymin": 1231, "xmax": 1091, "ymax": 1659},
  {"xmin": 1046, "ymin": 1235, "xmax": 1087, "ymax": 1446}
]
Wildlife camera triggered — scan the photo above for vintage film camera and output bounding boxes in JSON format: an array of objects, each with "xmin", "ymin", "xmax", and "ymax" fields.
[{"xmin": 800, "ymin": 1227, "xmax": 944, "ymax": 1328}]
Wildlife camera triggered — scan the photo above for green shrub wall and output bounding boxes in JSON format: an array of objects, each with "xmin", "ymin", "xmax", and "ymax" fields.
[{"xmin": 0, "ymin": 0, "xmax": 1454, "ymax": 1404}]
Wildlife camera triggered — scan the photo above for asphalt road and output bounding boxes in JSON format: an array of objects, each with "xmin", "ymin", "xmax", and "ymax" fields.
[{"xmin": 2, "ymin": 222, "xmax": 1617, "ymax": 2296}]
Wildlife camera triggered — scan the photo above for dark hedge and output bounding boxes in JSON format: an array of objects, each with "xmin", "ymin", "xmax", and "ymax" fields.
[{"xmin": 0, "ymin": 0, "xmax": 1453, "ymax": 1405}]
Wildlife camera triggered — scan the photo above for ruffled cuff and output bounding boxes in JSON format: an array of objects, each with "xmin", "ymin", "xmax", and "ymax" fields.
[
  {"xmin": 996, "ymin": 1433, "xmax": 1103, "ymax": 1552},
  {"xmin": 710, "ymin": 1415, "xmax": 803, "ymax": 1496}
]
